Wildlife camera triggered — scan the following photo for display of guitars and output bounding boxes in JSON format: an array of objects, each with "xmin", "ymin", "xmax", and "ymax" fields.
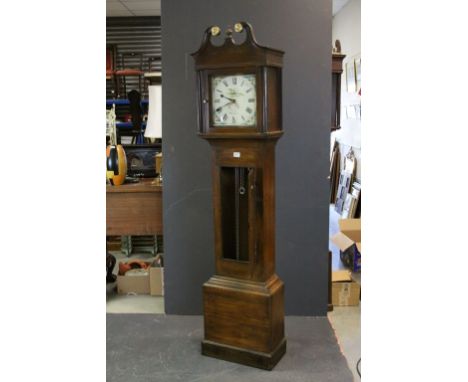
[{"xmin": 106, "ymin": 102, "xmax": 127, "ymax": 186}]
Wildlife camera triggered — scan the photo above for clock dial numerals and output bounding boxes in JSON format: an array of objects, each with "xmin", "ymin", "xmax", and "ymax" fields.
[{"xmin": 211, "ymin": 74, "xmax": 256, "ymax": 127}]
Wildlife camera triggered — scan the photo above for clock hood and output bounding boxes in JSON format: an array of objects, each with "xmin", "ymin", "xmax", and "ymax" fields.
[{"xmin": 192, "ymin": 21, "xmax": 284, "ymax": 70}]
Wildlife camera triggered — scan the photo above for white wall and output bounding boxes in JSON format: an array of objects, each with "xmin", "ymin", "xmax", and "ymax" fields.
[{"xmin": 332, "ymin": 0, "xmax": 361, "ymax": 179}]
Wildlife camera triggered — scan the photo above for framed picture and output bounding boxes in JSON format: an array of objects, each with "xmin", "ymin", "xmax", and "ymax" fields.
[
  {"xmin": 355, "ymin": 57, "xmax": 361, "ymax": 90},
  {"xmin": 346, "ymin": 61, "xmax": 356, "ymax": 93},
  {"xmin": 341, "ymin": 193, "xmax": 358, "ymax": 218},
  {"xmin": 354, "ymin": 104, "xmax": 361, "ymax": 120}
]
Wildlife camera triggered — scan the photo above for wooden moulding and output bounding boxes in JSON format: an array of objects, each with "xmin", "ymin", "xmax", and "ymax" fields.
[{"xmin": 202, "ymin": 338, "xmax": 286, "ymax": 371}]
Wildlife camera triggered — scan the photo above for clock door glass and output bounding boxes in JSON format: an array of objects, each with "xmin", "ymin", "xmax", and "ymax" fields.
[
  {"xmin": 211, "ymin": 74, "xmax": 256, "ymax": 127},
  {"xmin": 220, "ymin": 167, "xmax": 251, "ymax": 261}
]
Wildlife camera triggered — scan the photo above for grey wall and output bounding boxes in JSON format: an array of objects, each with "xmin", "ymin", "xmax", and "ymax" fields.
[{"xmin": 162, "ymin": 0, "xmax": 331, "ymax": 316}]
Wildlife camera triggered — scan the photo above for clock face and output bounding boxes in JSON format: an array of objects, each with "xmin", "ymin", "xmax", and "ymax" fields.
[{"xmin": 211, "ymin": 74, "xmax": 257, "ymax": 127}]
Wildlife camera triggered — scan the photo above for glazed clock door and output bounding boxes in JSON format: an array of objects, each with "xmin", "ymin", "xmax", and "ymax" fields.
[{"xmin": 215, "ymin": 164, "xmax": 259, "ymax": 279}]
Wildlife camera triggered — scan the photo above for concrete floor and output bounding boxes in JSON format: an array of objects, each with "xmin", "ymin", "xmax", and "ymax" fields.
[
  {"xmin": 107, "ymin": 206, "xmax": 361, "ymax": 380},
  {"xmin": 107, "ymin": 294, "xmax": 165, "ymax": 314},
  {"xmin": 107, "ymin": 314, "xmax": 354, "ymax": 382},
  {"xmin": 106, "ymin": 251, "xmax": 165, "ymax": 314},
  {"xmin": 328, "ymin": 306, "xmax": 361, "ymax": 381}
]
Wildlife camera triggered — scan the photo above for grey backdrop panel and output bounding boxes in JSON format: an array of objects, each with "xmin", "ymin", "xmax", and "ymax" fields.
[{"xmin": 162, "ymin": 0, "xmax": 331, "ymax": 315}]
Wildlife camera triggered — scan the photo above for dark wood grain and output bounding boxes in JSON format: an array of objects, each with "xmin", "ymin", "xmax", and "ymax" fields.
[
  {"xmin": 106, "ymin": 179, "xmax": 162, "ymax": 236},
  {"xmin": 202, "ymin": 275, "xmax": 285, "ymax": 370},
  {"xmin": 193, "ymin": 22, "xmax": 286, "ymax": 370}
]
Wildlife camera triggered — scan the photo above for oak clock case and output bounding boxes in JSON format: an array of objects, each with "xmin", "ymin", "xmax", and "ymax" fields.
[{"xmin": 192, "ymin": 22, "xmax": 285, "ymax": 370}]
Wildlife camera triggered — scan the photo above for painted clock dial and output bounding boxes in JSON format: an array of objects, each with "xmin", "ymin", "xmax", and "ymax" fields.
[{"xmin": 211, "ymin": 74, "xmax": 256, "ymax": 127}]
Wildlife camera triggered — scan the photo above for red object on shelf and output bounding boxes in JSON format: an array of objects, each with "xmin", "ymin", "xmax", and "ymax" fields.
[
  {"xmin": 106, "ymin": 45, "xmax": 117, "ymax": 79},
  {"xmin": 115, "ymin": 68, "xmax": 144, "ymax": 76}
]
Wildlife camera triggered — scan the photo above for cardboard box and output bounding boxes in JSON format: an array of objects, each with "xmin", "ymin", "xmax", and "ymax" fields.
[
  {"xmin": 117, "ymin": 260, "xmax": 164, "ymax": 296},
  {"xmin": 332, "ymin": 270, "xmax": 360, "ymax": 306},
  {"xmin": 117, "ymin": 269, "xmax": 151, "ymax": 294},
  {"xmin": 150, "ymin": 267, "xmax": 164, "ymax": 296},
  {"xmin": 330, "ymin": 218, "xmax": 361, "ymax": 272}
]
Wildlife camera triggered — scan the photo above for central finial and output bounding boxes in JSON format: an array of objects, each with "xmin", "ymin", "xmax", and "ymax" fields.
[
  {"xmin": 210, "ymin": 25, "xmax": 220, "ymax": 36},
  {"xmin": 234, "ymin": 23, "xmax": 243, "ymax": 33}
]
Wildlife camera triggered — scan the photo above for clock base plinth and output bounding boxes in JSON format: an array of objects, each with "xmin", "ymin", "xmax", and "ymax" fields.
[
  {"xmin": 201, "ymin": 337, "xmax": 286, "ymax": 371},
  {"xmin": 202, "ymin": 275, "xmax": 285, "ymax": 370}
]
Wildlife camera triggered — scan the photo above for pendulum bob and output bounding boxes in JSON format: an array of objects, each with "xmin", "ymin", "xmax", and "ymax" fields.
[{"xmin": 106, "ymin": 144, "xmax": 127, "ymax": 186}]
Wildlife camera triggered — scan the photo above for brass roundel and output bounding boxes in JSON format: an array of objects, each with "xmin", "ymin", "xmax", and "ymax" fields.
[
  {"xmin": 211, "ymin": 26, "xmax": 221, "ymax": 36},
  {"xmin": 234, "ymin": 23, "xmax": 243, "ymax": 33}
]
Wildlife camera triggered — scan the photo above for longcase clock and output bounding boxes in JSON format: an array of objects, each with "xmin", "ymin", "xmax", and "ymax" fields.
[{"xmin": 192, "ymin": 22, "xmax": 286, "ymax": 370}]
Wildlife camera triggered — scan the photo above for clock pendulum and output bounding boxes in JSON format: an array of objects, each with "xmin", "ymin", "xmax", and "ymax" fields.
[{"xmin": 192, "ymin": 21, "xmax": 286, "ymax": 370}]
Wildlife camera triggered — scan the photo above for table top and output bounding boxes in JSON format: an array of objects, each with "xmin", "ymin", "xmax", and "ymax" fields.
[{"xmin": 106, "ymin": 178, "xmax": 162, "ymax": 193}]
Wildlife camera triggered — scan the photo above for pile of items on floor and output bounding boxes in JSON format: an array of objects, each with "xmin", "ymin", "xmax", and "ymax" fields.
[
  {"xmin": 331, "ymin": 218, "xmax": 361, "ymax": 306},
  {"xmin": 106, "ymin": 253, "xmax": 164, "ymax": 296}
]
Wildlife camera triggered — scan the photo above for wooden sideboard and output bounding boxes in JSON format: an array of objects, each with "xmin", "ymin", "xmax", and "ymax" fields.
[{"xmin": 106, "ymin": 178, "xmax": 163, "ymax": 236}]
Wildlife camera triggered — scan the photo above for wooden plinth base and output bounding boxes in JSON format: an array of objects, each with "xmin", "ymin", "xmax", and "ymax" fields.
[
  {"xmin": 202, "ymin": 274, "xmax": 286, "ymax": 370},
  {"xmin": 202, "ymin": 337, "xmax": 286, "ymax": 371}
]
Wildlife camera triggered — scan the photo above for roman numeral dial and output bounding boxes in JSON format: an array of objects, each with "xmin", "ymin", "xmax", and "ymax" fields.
[{"xmin": 211, "ymin": 74, "xmax": 256, "ymax": 127}]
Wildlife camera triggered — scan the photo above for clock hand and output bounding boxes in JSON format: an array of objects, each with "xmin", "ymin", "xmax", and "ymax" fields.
[
  {"xmin": 220, "ymin": 94, "xmax": 236, "ymax": 103},
  {"xmin": 215, "ymin": 101, "xmax": 235, "ymax": 112}
]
